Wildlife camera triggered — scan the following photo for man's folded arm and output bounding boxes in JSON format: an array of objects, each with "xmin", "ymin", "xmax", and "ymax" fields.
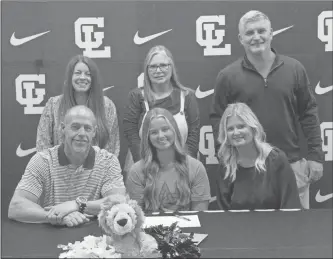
[{"xmin": 8, "ymin": 190, "xmax": 49, "ymax": 224}]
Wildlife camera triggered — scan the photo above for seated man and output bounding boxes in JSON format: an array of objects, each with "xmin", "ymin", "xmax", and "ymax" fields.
[{"xmin": 8, "ymin": 105, "xmax": 126, "ymax": 227}]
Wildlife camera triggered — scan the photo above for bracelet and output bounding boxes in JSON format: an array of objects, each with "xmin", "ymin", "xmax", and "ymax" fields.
[{"xmin": 79, "ymin": 203, "xmax": 87, "ymax": 214}]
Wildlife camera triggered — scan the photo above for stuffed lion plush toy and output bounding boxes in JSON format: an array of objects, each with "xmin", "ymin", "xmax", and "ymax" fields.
[{"xmin": 98, "ymin": 194, "xmax": 161, "ymax": 258}]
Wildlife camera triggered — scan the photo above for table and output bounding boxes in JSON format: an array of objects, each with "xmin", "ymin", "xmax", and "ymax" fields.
[{"xmin": 2, "ymin": 209, "xmax": 332, "ymax": 258}]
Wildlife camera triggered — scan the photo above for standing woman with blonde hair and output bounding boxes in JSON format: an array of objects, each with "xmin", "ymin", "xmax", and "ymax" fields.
[
  {"xmin": 36, "ymin": 55, "xmax": 120, "ymax": 156},
  {"xmin": 216, "ymin": 102, "xmax": 300, "ymax": 210},
  {"xmin": 126, "ymin": 108, "xmax": 210, "ymax": 213},
  {"xmin": 123, "ymin": 45, "xmax": 200, "ymax": 179}
]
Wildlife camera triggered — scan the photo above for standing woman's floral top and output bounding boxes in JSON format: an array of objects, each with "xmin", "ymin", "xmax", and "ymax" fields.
[{"xmin": 36, "ymin": 95, "xmax": 120, "ymax": 156}]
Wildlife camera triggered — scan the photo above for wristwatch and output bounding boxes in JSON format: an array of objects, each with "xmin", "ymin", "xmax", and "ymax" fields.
[{"xmin": 76, "ymin": 196, "xmax": 88, "ymax": 213}]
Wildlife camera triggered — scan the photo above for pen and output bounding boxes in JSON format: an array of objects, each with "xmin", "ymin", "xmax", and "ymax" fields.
[{"xmin": 175, "ymin": 215, "xmax": 191, "ymax": 221}]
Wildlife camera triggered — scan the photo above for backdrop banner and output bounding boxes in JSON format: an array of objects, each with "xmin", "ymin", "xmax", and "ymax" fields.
[{"xmin": 1, "ymin": 1, "xmax": 332, "ymax": 214}]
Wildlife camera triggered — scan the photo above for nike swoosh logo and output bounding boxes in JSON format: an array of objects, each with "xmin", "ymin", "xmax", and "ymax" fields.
[
  {"xmin": 315, "ymin": 81, "xmax": 333, "ymax": 95},
  {"xmin": 10, "ymin": 30, "xmax": 50, "ymax": 46},
  {"xmin": 195, "ymin": 85, "xmax": 214, "ymax": 99},
  {"xmin": 315, "ymin": 190, "xmax": 333, "ymax": 203},
  {"xmin": 272, "ymin": 25, "xmax": 294, "ymax": 36},
  {"xmin": 133, "ymin": 29, "xmax": 172, "ymax": 45},
  {"xmin": 16, "ymin": 144, "xmax": 36, "ymax": 157},
  {"xmin": 103, "ymin": 86, "xmax": 114, "ymax": 92}
]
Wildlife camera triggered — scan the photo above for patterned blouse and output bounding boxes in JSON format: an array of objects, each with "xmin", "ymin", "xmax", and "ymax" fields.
[{"xmin": 36, "ymin": 95, "xmax": 120, "ymax": 157}]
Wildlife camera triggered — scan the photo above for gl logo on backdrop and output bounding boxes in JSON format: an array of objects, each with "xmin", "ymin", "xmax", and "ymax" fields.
[
  {"xmin": 75, "ymin": 17, "xmax": 111, "ymax": 58},
  {"xmin": 16, "ymin": 74, "xmax": 45, "ymax": 114},
  {"xmin": 200, "ymin": 125, "xmax": 219, "ymax": 164},
  {"xmin": 321, "ymin": 122, "xmax": 333, "ymax": 161},
  {"xmin": 196, "ymin": 15, "xmax": 231, "ymax": 56},
  {"xmin": 318, "ymin": 11, "xmax": 332, "ymax": 52}
]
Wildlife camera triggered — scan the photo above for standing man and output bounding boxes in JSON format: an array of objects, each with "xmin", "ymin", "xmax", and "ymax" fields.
[
  {"xmin": 8, "ymin": 105, "xmax": 126, "ymax": 227},
  {"xmin": 210, "ymin": 10, "xmax": 324, "ymax": 209}
]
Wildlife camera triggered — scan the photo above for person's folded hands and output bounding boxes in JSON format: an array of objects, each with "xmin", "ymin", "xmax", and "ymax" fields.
[
  {"xmin": 44, "ymin": 200, "xmax": 78, "ymax": 225},
  {"xmin": 62, "ymin": 211, "xmax": 90, "ymax": 227}
]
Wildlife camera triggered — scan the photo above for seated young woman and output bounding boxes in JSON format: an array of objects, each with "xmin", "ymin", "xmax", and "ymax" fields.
[
  {"xmin": 126, "ymin": 107, "xmax": 211, "ymax": 213},
  {"xmin": 216, "ymin": 102, "xmax": 301, "ymax": 210}
]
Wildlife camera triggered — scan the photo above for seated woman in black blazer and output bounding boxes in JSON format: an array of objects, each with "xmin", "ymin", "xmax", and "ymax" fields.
[{"xmin": 216, "ymin": 102, "xmax": 301, "ymax": 210}]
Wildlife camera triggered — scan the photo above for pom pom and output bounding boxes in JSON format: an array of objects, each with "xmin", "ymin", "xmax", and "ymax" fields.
[
  {"xmin": 144, "ymin": 222, "xmax": 201, "ymax": 258},
  {"xmin": 58, "ymin": 235, "xmax": 121, "ymax": 258}
]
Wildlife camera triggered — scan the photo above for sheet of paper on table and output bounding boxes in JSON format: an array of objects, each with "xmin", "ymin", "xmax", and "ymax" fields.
[
  {"xmin": 143, "ymin": 215, "xmax": 201, "ymax": 228},
  {"xmin": 183, "ymin": 233, "xmax": 208, "ymax": 245}
]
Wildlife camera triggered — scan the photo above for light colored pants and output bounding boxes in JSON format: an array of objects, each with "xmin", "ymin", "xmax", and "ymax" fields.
[
  {"xmin": 290, "ymin": 158, "xmax": 310, "ymax": 209},
  {"xmin": 123, "ymin": 150, "xmax": 135, "ymax": 183}
]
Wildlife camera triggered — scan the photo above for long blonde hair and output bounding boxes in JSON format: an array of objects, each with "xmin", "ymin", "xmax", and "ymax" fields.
[
  {"xmin": 142, "ymin": 45, "xmax": 190, "ymax": 105},
  {"xmin": 217, "ymin": 103, "xmax": 273, "ymax": 182},
  {"xmin": 140, "ymin": 108, "xmax": 190, "ymax": 212}
]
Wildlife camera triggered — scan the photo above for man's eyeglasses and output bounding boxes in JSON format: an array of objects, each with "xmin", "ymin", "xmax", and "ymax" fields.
[{"xmin": 148, "ymin": 63, "xmax": 171, "ymax": 72}]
